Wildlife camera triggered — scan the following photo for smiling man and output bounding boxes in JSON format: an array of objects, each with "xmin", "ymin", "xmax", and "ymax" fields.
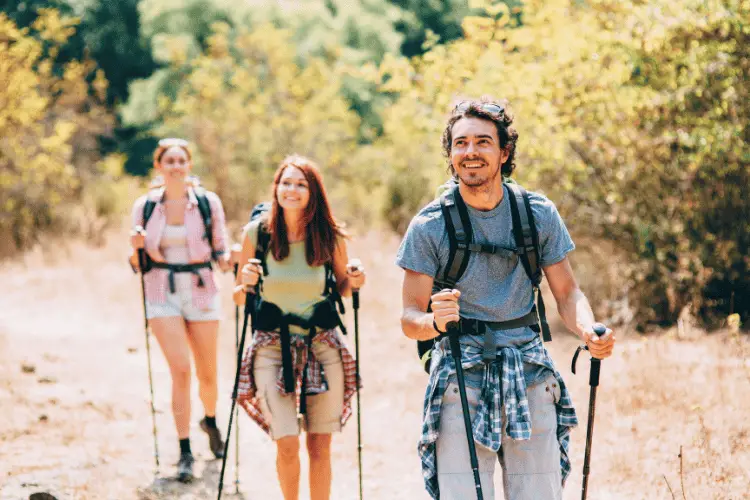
[{"xmin": 396, "ymin": 99, "xmax": 616, "ymax": 500}]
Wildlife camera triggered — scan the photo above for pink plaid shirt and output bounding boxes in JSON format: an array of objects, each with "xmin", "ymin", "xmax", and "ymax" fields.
[{"xmin": 131, "ymin": 187, "xmax": 228, "ymax": 308}]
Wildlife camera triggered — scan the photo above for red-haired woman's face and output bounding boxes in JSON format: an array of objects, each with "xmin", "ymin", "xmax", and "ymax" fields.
[
  {"xmin": 156, "ymin": 146, "xmax": 192, "ymax": 183},
  {"xmin": 276, "ymin": 166, "xmax": 310, "ymax": 212}
]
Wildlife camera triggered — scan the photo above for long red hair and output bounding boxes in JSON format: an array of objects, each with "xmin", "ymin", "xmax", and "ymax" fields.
[{"xmin": 267, "ymin": 155, "xmax": 346, "ymax": 266}]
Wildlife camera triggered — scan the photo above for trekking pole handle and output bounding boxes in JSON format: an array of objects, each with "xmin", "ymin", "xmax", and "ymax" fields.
[
  {"xmin": 446, "ymin": 321, "xmax": 461, "ymax": 359},
  {"xmin": 137, "ymin": 248, "xmax": 148, "ymax": 273},
  {"xmin": 230, "ymin": 243, "xmax": 242, "ymax": 277},
  {"xmin": 591, "ymin": 323, "xmax": 607, "ymax": 357},
  {"xmin": 348, "ymin": 259, "xmax": 363, "ymax": 310},
  {"xmin": 132, "ymin": 224, "xmax": 147, "ymax": 270},
  {"xmin": 589, "ymin": 323, "xmax": 607, "ymax": 387}
]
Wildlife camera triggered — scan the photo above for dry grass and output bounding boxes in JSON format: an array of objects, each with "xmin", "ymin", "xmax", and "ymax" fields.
[{"xmin": 0, "ymin": 228, "xmax": 748, "ymax": 499}]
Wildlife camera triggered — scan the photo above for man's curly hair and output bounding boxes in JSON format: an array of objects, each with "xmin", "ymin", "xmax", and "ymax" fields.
[{"xmin": 441, "ymin": 98, "xmax": 519, "ymax": 178}]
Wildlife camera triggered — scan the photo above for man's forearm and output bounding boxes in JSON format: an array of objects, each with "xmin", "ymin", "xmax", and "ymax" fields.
[
  {"xmin": 401, "ymin": 307, "xmax": 441, "ymax": 341},
  {"xmin": 557, "ymin": 287, "xmax": 596, "ymax": 341}
]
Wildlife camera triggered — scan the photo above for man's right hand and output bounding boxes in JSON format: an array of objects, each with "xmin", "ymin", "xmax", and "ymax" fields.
[{"xmin": 430, "ymin": 289, "xmax": 461, "ymax": 333}]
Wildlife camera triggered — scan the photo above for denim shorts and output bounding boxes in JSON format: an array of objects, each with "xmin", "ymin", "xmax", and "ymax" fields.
[{"xmin": 146, "ymin": 286, "xmax": 221, "ymax": 322}]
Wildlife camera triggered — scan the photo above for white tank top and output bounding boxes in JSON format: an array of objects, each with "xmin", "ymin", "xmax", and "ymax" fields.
[{"xmin": 159, "ymin": 225, "xmax": 192, "ymax": 292}]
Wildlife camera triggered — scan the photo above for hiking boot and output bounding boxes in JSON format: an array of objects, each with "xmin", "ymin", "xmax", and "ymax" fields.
[
  {"xmin": 176, "ymin": 451, "xmax": 195, "ymax": 483},
  {"xmin": 200, "ymin": 417, "xmax": 225, "ymax": 459}
]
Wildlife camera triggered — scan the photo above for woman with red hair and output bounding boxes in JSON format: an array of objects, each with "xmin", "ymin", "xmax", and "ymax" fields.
[{"xmin": 233, "ymin": 155, "xmax": 366, "ymax": 500}]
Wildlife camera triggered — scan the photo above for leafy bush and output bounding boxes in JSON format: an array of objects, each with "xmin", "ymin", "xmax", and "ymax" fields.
[
  {"xmin": 0, "ymin": 10, "xmax": 124, "ymax": 257},
  {"xmin": 144, "ymin": 22, "xmax": 362, "ymax": 221}
]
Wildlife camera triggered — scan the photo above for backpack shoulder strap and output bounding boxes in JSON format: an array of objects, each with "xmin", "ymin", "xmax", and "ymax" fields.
[
  {"xmin": 505, "ymin": 183, "xmax": 541, "ymax": 285},
  {"xmin": 141, "ymin": 188, "xmax": 163, "ymax": 226},
  {"xmin": 439, "ymin": 184, "xmax": 473, "ymax": 288},
  {"xmin": 419, "ymin": 184, "xmax": 473, "ymax": 373},
  {"xmin": 192, "ymin": 187, "xmax": 215, "ymax": 258},
  {"xmin": 255, "ymin": 221, "xmax": 271, "ymax": 276},
  {"xmin": 142, "ymin": 199, "xmax": 157, "ymax": 227},
  {"xmin": 505, "ymin": 182, "xmax": 551, "ymax": 341}
]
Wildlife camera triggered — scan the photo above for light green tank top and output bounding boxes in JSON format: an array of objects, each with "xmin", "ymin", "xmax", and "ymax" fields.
[{"xmin": 245, "ymin": 219, "xmax": 327, "ymax": 334}]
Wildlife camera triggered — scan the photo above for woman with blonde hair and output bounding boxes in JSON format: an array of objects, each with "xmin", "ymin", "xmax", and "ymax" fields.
[
  {"xmin": 233, "ymin": 155, "xmax": 366, "ymax": 500},
  {"xmin": 129, "ymin": 138, "xmax": 232, "ymax": 482}
]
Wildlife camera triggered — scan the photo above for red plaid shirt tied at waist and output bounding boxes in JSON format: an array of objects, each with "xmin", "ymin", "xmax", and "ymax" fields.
[{"xmin": 237, "ymin": 328, "xmax": 361, "ymax": 436}]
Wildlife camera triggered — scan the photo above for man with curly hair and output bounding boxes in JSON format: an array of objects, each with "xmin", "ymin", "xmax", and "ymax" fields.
[{"xmin": 396, "ymin": 99, "xmax": 616, "ymax": 499}]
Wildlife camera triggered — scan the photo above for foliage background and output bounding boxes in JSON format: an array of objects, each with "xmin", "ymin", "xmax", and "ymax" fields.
[{"xmin": 1, "ymin": 0, "xmax": 747, "ymax": 329}]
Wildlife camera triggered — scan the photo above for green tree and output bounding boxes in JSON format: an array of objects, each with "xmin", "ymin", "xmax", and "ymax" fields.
[
  {"xmin": 0, "ymin": 0, "xmax": 86, "ymax": 66},
  {"xmin": 0, "ymin": 10, "xmax": 122, "ymax": 256},
  {"xmin": 387, "ymin": 0, "xmax": 470, "ymax": 56},
  {"xmin": 258, "ymin": 0, "xmax": 406, "ymax": 140},
  {"xmin": 149, "ymin": 23, "xmax": 361, "ymax": 220},
  {"xmin": 366, "ymin": 0, "xmax": 749, "ymax": 327},
  {"xmin": 80, "ymin": 0, "xmax": 157, "ymax": 106}
]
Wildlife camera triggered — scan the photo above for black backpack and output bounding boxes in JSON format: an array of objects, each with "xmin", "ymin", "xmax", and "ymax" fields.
[
  {"xmin": 142, "ymin": 186, "xmax": 216, "ymax": 255},
  {"xmin": 417, "ymin": 180, "xmax": 552, "ymax": 371}
]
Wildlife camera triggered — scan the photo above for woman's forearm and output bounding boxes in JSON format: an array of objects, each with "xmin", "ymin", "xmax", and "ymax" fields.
[{"xmin": 337, "ymin": 277, "xmax": 353, "ymax": 298}]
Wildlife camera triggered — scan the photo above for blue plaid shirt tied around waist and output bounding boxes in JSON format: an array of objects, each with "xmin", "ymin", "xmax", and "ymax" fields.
[{"xmin": 418, "ymin": 335, "xmax": 578, "ymax": 499}]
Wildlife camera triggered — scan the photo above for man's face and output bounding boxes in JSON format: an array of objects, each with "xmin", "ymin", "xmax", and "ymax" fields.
[{"xmin": 450, "ymin": 117, "xmax": 508, "ymax": 188}]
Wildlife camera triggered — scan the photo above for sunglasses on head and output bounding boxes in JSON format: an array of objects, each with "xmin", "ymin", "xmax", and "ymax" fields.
[
  {"xmin": 158, "ymin": 138, "xmax": 189, "ymax": 148},
  {"xmin": 453, "ymin": 101, "xmax": 505, "ymax": 115}
]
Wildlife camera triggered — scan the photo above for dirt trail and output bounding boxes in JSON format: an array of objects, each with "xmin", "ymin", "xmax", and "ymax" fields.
[{"xmin": 1, "ymin": 229, "xmax": 748, "ymax": 499}]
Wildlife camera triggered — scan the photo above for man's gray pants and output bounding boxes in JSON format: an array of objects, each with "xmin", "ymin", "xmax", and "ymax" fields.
[{"xmin": 436, "ymin": 374, "xmax": 563, "ymax": 500}]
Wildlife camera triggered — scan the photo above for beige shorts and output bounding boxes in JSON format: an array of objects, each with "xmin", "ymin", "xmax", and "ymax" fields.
[
  {"xmin": 436, "ymin": 374, "xmax": 563, "ymax": 500},
  {"xmin": 253, "ymin": 342, "xmax": 344, "ymax": 440}
]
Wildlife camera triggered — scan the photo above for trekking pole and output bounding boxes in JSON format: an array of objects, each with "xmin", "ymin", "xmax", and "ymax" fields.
[
  {"xmin": 230, "ymin": 244, "xmax": 242, "ymax": 494},
  {"xmin": 446, "ymin": 320, "xmax": 484, "ymax": 500},
  {"xmin": 571, "ymin": 323, "xmax": 608, "ymax": 500},
  {"xmin": 352, "ymin": 280, "xmax": 363, "ymax": 500},
  {"xmin": 135, "ymin": 240, "xmax": 160, "ymax": 476},
  {"xmin": 218, "ymin": 262, "xmax": 260, "ymax": 500}
]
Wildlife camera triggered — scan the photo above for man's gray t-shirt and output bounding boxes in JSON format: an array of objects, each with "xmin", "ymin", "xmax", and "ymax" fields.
[{"xmin": 396, "ymin": 184, "xmax": 575, "ymax": 351}]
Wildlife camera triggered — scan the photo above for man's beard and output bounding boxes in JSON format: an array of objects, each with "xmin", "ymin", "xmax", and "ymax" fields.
[{"xmin": 457, "ymin": 164, "xmax": 500, "ymax": 192}]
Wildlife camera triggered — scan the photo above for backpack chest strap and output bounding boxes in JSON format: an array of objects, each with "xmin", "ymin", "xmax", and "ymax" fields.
[
  {"xmin": 456, "ymin": 309, "xmax": 540, "ymax": 361},
  {"xmin": 459, "ymin": 242, "xmax": 518, "ymax": 259}
]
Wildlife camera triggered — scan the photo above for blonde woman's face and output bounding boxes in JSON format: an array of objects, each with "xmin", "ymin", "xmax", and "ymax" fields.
[
  {"xmin": 157, "ymin": 146, "xmax": 191, "ymax": 183},
  {"xmin": 276, "ymin": 166, "xmax": 310, "ymax": 212}
]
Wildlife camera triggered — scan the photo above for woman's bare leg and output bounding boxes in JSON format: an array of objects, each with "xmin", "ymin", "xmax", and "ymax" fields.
[
  {"xmin": 307, "ymin": 433, "xmax": 332, "ymax": 500},
  {"xmin": 185, "ymin": 320, "xmax": 219, "ymax": 417},
  {"xmin": 276, "ymin": 435, "xmax": 301, "ymax": 500},
  {"xmin": 150, "ymin": 316, "xmax": 192, "ymax": 438}
]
